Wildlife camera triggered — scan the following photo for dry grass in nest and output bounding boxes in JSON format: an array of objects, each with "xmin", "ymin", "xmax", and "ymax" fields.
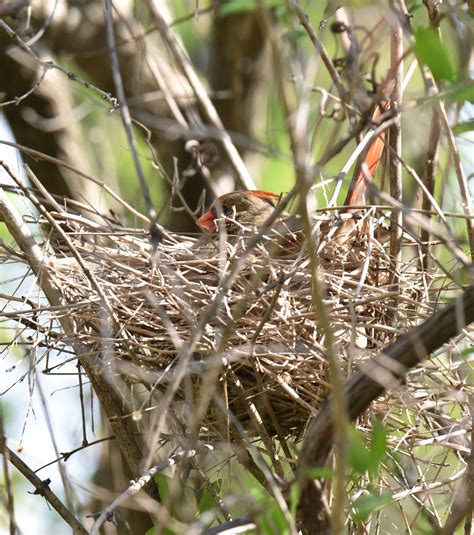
[{"xmin": 43, "ymin": 207, "xmax": 442, "ymax": 440}]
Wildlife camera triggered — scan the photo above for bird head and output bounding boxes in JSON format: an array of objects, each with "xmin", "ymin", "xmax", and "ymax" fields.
[{"xmin": 197, "ymin": 190, "xmax": 281, "ymax": 234}]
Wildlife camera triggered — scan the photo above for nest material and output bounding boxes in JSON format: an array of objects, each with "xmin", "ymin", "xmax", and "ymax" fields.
[{"xmin": 47, "ymin": 210, "xmax": 434, "ymax": 438}]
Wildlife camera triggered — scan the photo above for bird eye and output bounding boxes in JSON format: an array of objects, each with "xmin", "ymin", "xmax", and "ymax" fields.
[{"xmin": 222, "ymin": 205, "xmax": 233, "ymax": 216}]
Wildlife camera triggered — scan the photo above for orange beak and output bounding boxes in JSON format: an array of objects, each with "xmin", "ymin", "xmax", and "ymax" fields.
[{"xmin": 197, "ymin": 210, "xmax": 216, "ymax": 231}]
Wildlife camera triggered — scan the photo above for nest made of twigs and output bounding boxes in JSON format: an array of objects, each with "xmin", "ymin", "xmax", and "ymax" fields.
[{"xmin": 45, "ymin": 208, "xmax": 436, "ymax": 439}]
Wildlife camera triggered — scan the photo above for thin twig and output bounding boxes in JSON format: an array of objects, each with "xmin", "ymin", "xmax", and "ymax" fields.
[
  {"xmin": 18, "ymin": 164, "xmax": 116, "ymax": 318},
  {"xmin": 4, "ymin": 446, "xmax": 88, "ymax": 534},
  {"xmin": 104, "ymin": 0, "xmax": 162, "ymax": 248},
  {"xmin": 0, "ymin": 19, "xmax": 117, "ymax": 107},
  {"xmin": 388, "ymin": 1, "xmax": 404, "ymax": 277},
  {"xmin": 437, "ymin": 101, "xmax": 474, "ymax": 261},
  {"xmin": 146, "ymin": 0, "xmax": 255, "ymax": 190},
  {"xmin": 297, "ymin": 285, "xmax": 474, "ymax": 534},
  {"xmin": 419, "ymin": 0, "xmax": 442, "ymax": 271},
  {"xmin": 0, "ymin": 412, "xmax": 17, "ymax": 535},
  {"xmin": 436, "ymin": 406, "xmax": 474, "ymax": 534},
  {"xmin": 0, "ymin": 140, "xmax": 163, "ymax": 227},
  {"xmin": 90, "ymin": 444, "xmax": 214, "ymax": 535},
  {"xmin": 290, "ymin": 1, "xmax": 347, "ymax": 113}
]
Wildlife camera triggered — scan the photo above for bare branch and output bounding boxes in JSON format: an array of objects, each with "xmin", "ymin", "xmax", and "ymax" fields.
[
  {"xmin": 3, "ymin": 445, "xmax": 87, "ymax": 534},
  {"xmin": 104, "ymin": 0, "xmax": 162, "ymax": 248},
  {"xmin": 297, "ymin": 285, "xmax": 474, "ymax": 533},
  {"xmin": 91, "ymin": 444, "xmax": 214, "ymax": 535},
  {"xmin": 388, "ymin": 1, "xmax": 403, "ymax": 272},
  {"xmin": 0, "ymin": 169, "xmax": 160, "ymax": 503},
  {"xmin": 146, "ymin": 0, "xmax": 255, "ymax": 190}
]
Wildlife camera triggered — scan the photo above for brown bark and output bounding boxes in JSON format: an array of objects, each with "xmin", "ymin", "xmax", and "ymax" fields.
[{"xmin": 297, "ymin": 285, "xmax": 474, "ymax": 534}]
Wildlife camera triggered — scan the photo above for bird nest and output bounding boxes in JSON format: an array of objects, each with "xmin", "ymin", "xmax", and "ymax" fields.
[{"xmin": 44, "ymin": 208, "xmax": 436, "ymax": 439}]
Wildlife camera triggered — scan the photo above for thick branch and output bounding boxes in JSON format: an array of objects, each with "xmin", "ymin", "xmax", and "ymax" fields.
[
  {"xmin": 297, "ymin": 285, "xmax": 474, "ymax": 534},
  {"xmin": 0, "ymin": 175, "xmax": 160, "ymax": 503}
]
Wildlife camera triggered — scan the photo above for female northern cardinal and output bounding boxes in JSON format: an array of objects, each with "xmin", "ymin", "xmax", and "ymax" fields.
[
  {"xmin": 197, "ymin": 190, "xmax": 282, "ymax": 234},
  {"xmin": 197, "ymin": 103, "xmax": 388, "ymax": 239}
]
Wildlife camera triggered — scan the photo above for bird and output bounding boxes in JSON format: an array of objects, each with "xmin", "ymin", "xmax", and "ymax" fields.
[
  {"xmin": 197, "ymin": 190, "xmax": 282, "ymax": 234},
  {"xmin": 197, "ymin": 101, "xmax": 389, "ymax": 246},
  {"xmin": 196, "ymin": 189, "xmax": 310, "ymax": 258}
]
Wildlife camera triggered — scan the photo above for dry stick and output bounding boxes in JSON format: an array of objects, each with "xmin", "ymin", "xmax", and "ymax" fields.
[
  {"xmin": 90, "ymin": 444, "xmax": 214, "ymax": 535},
  {"xmin": 146, "ymin": 0, "xmax": 255, "ymax": 191},
  {"xmin": 256, "ymin": 0, "xmax": 313, "ymax": 185},
  {"xmin": 419, "ymin": 0, "xmax": 442, "ymax": 273},
  {"xmin": 421, "ymin": 110, "xmax": 441, "ymax": 261},
  {"xmin": 256, "ymin": 3, "xmax": 347, "ymax": 532},
  {"xmin": 297, "ymin": 285, "xmax": 474, "ymax": 535},
  {"xmin": 35, "ymin": 436, "xmax": 115, "ymax": 473},
  {"xmin": 0, "ymin": 178, "xmax": 160, "ymax": 504},
  {"xmin": 411, "ymin": 7, "xmax": 473, "ymax": 261},
  {"xmin": 104, "ymin": 0, "xmax": 162, "ymax": 247},
  {"xmin": 0, "ymin": 19, "xmax": 117, "ymax": 107},
  {"xmin": 0, "ymin": 140, "xmax": 161, "ymax": 227},
  {"xmin": 437, "ymin": 100, "xmax": 474, "ymax": 262},
  {"xmin": 20, "ymin": 165, "xmax": 116, "ymax": 319},
  {"xmin": 389, "ymin": 2, "xmax": 403, "ymax": 283},
  {"xmin": 436, "ymin": 408, "xmax": 474, "ymax": 534},
  {"xmin": 0, "ymin": 63, "xmax": 49, "ymax": 108},
  {"xmin": 0, "ymin": 412, "xmax": 17, "ymax": 535},
  {"xmin": 290, "ymin": 1, "xmax": 347, "ymax": 113},
  {"xmin": 143, "ymin": 43, "xmax": 222, "ymax": 199},
  {"xmin": 33, "ymin": 367, "xmax": 77, "ymax": 516},
  {"xmin": 4, "ymin": 446, "xmax": 88, "ymax": 534}
]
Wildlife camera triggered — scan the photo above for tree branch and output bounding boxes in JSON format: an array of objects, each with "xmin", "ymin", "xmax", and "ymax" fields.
[
  {"xmin": 0, "ymin": 169, "xmax": 160, "ymax": 504},
  {"xmin": 297, "ymin": 285, "xmax": 474, "ymax": 534},
  {"xmin": 3, "ymin": 446, "xmax": 87, "ymax": 534}
]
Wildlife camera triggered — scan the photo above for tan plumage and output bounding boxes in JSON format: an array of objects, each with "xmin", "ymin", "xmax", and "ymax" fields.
[
  {"xmin": 197, "ymin": 190, "xmax": 282, "ymax": 234},
  {"xmin": 197, "ymin": 101, "xmax": 389, "ymax": 244}
]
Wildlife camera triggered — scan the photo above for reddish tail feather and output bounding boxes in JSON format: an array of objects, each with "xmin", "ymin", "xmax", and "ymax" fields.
[
  {"xmin": 333, "ymin": 100, "xmax": 390, "ymax": 244},
  {"xmin": 343, "ymin": 101, "xmax": 389, "ymax": 209}
]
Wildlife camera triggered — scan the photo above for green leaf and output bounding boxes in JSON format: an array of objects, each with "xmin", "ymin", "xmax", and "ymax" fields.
[
  {"xmin": 368, "ymin": 420, "xmax": 387, "ymax": 478},
  {"xmin": 351, "ymin": 492, "xmax": 393, "ymax": 523},
  {"xmin": 347, "ymin": 425, "xmax": 371, "ymax": 474},
  {"xmin": 415, "ymin": 27, "xmax": 456, "ymax": 82},
  {"xmin": 198, "ymin": 479, "xmax": 222, "ymax": 513},
  {"xmin": 155, "ymin": 473, "xmax": 171, "ymax": 502},
  {"xmin": 218, "ymin": 0, "xmax": 282, "ymax": 17},
  {"xmin": 306, "ymin": 467, "xmax": 336, "ymax": 480},
  {"xmin": 453, "ymin": 119, "xmax": 474, "ymax": 136},
  {"xmin": 198, "ymin": 489, "xmax": 215, "ymax": 514}
]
